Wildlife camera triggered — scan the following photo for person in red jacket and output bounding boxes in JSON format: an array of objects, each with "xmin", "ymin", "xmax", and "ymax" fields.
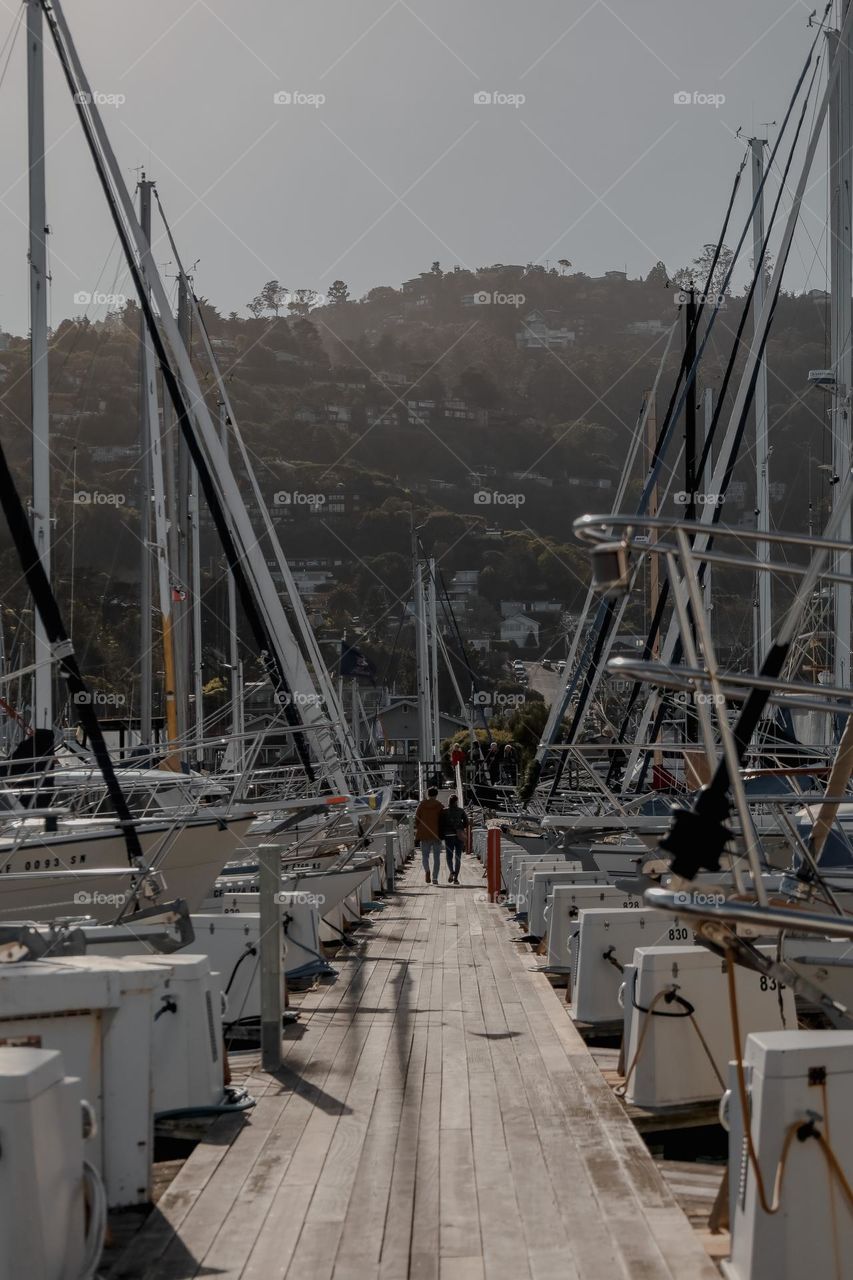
[{"xmin": 414, "ymin": 787, "xmax": 444, "ymax": 884}]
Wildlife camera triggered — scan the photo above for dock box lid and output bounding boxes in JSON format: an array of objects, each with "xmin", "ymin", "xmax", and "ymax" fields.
[
  {"xmin": 0, "ymin": 1046, "xmax": 66, "ymax": 1102},
  {"xmin": 745, "ymin": 1030, "xmax": 853, "ymax": 1078}
]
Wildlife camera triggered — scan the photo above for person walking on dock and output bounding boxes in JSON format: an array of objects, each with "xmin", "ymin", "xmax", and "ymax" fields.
[
  {"xmin": 415, "ymin": 787, "xmax": 444, "ymax": 884},
  {"xmin": 440, "ymin": 794, "xmax": 468, "ymax": 884}
]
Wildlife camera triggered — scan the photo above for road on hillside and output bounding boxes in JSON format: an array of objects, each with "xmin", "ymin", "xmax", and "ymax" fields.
[{"xmin": 518, "ymin": 660, "xmax": 562, "ymax": 703}]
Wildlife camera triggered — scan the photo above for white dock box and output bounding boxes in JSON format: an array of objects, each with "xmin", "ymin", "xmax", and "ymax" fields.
[
  {"xmin": 186, "ymin": 913, "xmax": 291, "ymax": 1028},
  {"xmin": 526, "ymin": 870, "xmax": 608, "ymax": 938},
  {"xmin": 624, "ymin": 946, "xmax": 795, "ymax": 1109},
  {"xmin": 725, "ymin": 1030, "xmax": 853, "ymax": 1280},
  {"xmin": 0, "ymin": 1047, "xmax": 86, "ymax": 1280},
  {"xmin": 132, "ymin": 954, "xmax": 224, "ymax": 1115},
  {"xmin": 545, "ymin": 883, "xmax": 641, "ymax": 973},
  {"xmin": 570, "ymin": 907, "xmax": 696, "ymax": 1025},
  {"xmin": 208, "ymin": 891, "xmax": 328, "ymax": 981},
  {"xmin": 0, "ymin": 957, "xmax": 158, "ymax": 1207}
]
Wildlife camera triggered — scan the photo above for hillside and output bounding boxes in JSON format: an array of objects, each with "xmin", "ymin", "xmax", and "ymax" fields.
[{"xmin": 0, "ymin": 258, "xmax": 833, "ymax": 713}]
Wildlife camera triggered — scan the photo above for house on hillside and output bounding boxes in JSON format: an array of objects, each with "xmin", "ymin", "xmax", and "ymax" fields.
[
  {"xmin": 292, "ymin": 570, "xmax": 334, "ymax": 601},
  {"xmin": 448, "ymin": 570, "xmax": 480, "ymax": 599},
  {"xmin": 516, "ymin": 310, "xmax": 575, "ymax": 351},
  {"xmin": 626, "ymin": 319, "xmax": 669, "ymax": 336},
  {"xmin": 374, "ymin": 697, "xmax": 467, "ymax": 757},
  {"xmin": 501, "ymin": 613, "xmax": 540, "ymax": 647}
]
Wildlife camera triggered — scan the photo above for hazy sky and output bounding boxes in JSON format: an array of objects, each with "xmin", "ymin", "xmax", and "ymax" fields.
[{"xmin": 0, "ymin": 0, "xmax": 839, "ymax": 333}]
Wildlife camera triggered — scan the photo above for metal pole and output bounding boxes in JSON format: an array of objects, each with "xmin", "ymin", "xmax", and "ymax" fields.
[
  {"xmin": 177, "ymin": 273, "xmax": 204, "ymax": 765},
  {"xmin": 165, "ymin": 279, "xmax": 189, "ymax": 755},
  {"xmin": 258, "ymin": 840, "xmax": 282, "ymax": 1072},
  {"xmin": 412, "ymin": 526, "xmax": 429, "ymax": 795},
  {"xmin": 683, "ymin": 288, "xmax": 697, "ymax": 523},
  {"xmin": 384, "ymin": 824, "xmax": 396, "ymax": 892},
  {"xmin": 428, "ymin": 558, "xmax": 441, "ymax": 775},
  {"xmin": 140, "ymin": 176, "xmax": 180, "ymax": 770},
  {"xmin": 750, "ymin": 136, "xmax": 772, "ymax": 666},
  {"xmin": 219, "ymin": 399, "xmax": 241, "ymax": 772},
  {"xmin": 703, "ymin": 387, "xmax": 714, "ymax": 622},
  {"xmin": 27, "ymin": 0, "xmax": 51, "ymax": 735},
  {"xmin": 829, "ymin": 20, "xmax": 853, "ymax": 701},
  {"xmin": 137, "ymin": 177, "xmax": 153, "ymax": 750}
]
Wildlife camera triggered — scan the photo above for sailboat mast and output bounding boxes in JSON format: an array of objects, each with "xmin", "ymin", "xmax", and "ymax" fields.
[
  {"xmin": 412, "ymin": 526, "xmax": 429, "ymax": 796},
  {"xmin": 829, "ymin": 14, "xmax": 853, "ymax": 695},
  {"xmin": 177, "ymin": 272, "xmax": 204, "ymax": 765},
  {"xmin": 750, "ymin": 135, "xmax": 772, "ymax": 666},
  {"xmin": 219, "ymin": 399, "xmax": 241, "ymax": 772},
  {"xmin": 139, "ymin": 175, "xmax": 180, "ymax": 767},
  {"xmin": 137, "ymin": 175, "xmax": 153, "ymax": 750},
  {"xmin": 27, "ymin": 0, "xmax": 52, "ymax": 735},
  {"xmin": 428, "ymin": 558, "xmax": 440, "ymax": 772}
]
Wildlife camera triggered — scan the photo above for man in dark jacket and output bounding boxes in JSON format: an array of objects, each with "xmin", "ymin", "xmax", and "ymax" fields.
[
  {"xmin": 440, "ymin": 794, "xmax": 468, "ymax": 885},
  {"xmin": 414, "ymin": 787, "xmax": 444, "ymax": 883}
]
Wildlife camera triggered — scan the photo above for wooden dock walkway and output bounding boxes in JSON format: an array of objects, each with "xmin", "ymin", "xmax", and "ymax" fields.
[{"xmin": 111, "ymin": 852, "xmax": 719, "ymax": 1280}]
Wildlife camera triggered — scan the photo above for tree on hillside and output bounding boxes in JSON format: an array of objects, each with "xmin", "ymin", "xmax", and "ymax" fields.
[
  {"xmin": 246, "ymin": 279, "xmax": 288, "ymax": 318},
  {"xmin": 455, "ymin": 366, "xmax": 499, "ymax": 409},
  {"xmin": 327, "ymin": 280, "xmax": 350, "ymax": 305},
  {"xmin": 673, "ymin": 244, "xmax": 734, "ymax": 297},
  {"xmin": 287, "ymin": 288, "xmax": 320, "ymax": 318},
  {"xmin": 645, "ymin": 261, "xmax": 669, "ymax": 288},
  {"xmin": 364, "ymin": 286, "xmax": 399, "ymax": 305}
]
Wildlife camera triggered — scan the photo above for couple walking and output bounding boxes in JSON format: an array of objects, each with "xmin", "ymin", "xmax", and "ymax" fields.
[{"xmin": 414, "ymin": 788, "xmax": 469, "ymax": 885}]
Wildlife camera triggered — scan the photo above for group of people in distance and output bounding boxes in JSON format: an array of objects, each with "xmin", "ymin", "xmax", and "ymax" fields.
[
  {"xmin": 414, "ymin": 789, "xmax": 469, "ymax": 886},
  {"xmin": 448, "ymin": 737, "xmax": 514, "ymax": 783},
  {"xmin": 450, "ymin": 740, "xmax": 518, "ymax": 785}
]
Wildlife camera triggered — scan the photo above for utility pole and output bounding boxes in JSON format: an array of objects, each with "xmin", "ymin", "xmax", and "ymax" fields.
[
  {"xmin": 27, "ymin": 0, "xmax": 52, "ymax": 735},
  {"xmin": 750, "ymin": 135, "xmax": 772, "ymax": 667},
  {"xmin": 829, "ymin": 17, "xmax": 853, "ymax": 700}
]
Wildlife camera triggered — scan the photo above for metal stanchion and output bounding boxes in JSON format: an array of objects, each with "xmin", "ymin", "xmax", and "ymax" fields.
[
  {"xmin": 259, "ymin": 841, "xmax": 282, "ymax": 1072},
  {"xmin": 384, "ymin": 824, "xmax": 396, "ymax": 892},
  {"xmin": 487, "ymin": 828, "xmax": 501, "ymax": 903}
]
